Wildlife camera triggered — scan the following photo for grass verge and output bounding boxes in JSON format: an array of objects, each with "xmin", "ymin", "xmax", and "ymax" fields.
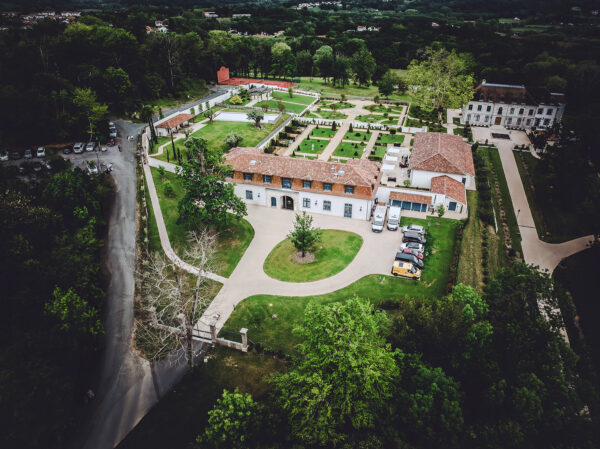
[
  {"xmin": 456, "ymin": 191, "xmax": 484, "ymax": 291},
  {"xmin": 150, "ymin": 168, "xmax": 254, "ymax": 277},
  {"xmin": 263, "ymin": 230, "xmax": 363, "ymax": 282},
  {"xmin": 333, "ymin": 141, "xmax": 365, "ymax": 158}
]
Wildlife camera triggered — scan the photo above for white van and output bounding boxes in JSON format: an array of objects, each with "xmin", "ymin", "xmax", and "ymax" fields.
[
  {"xmin": 387, "ymin": 206, "xmax": 401, "ymax": 230},
  {"xmin": 372, "ymin": 205, "xmax": 387, "ymax": 232}
]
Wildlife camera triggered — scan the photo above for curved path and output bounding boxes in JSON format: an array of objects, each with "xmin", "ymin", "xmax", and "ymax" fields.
[{"xmin": 471, "ymin": 128, "xmax": 595, "ymax": 273}]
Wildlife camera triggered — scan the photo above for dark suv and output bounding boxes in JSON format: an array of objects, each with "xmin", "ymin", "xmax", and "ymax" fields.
[
  {"xmin": 402, "ymin": 230, "xmax": 426, "ymax": 245},
  {"xmin": 395, "ymin": 252, "xmax": 424, "ymax": 270}
]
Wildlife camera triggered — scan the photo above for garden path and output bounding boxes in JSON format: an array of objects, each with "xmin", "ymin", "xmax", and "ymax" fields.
[{"xmin": 281, "ymin": 124, "xmax": 315, "ymax": 156}]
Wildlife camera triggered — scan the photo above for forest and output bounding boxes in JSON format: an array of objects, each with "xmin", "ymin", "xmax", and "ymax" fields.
[{"xmin": 0, "ymin": 161, "xmax": 113, "ymax": 448}]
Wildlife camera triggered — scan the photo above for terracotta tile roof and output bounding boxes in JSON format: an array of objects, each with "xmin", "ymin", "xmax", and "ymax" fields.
[
  {"xmin": 389, "ymin": 191, "xmax": 432, "ymax": 205},
  {"xmin": 220, "ymin": 78, "xmax": 295, "ymax": 88},
  {"xmin": 409, "ymin": 132, "xmax": 475, "ymax": 177},
  {"xmin": 473, "ymin": 83, "xmax": 532, "ymax": 104},
  {"xmin": 225, "ymin": 147, "xmax": 380, "ymax": 188},
  {"xmin": 156, "ymin": 113, "xmax": 195, "ymax": 129},
  {"xmin": 430, "ymin": 175, "xmax": 466, "ymax": 204}
]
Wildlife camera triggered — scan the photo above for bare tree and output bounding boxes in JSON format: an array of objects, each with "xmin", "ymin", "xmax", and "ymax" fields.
[{"xmin": 137, "ymin": 230, "xmax": 216, "ymax": 367}]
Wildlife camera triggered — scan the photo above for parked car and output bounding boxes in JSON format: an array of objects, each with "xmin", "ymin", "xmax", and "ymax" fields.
[
  {"xmin": 402, "ymin": 248, "xmax": 423, "ymax": 259},
  {"xmin": 100, "ymin": 145, "xmax": 107, "ymax": 152},
  {"xmin": 0, "ymin": 151, "xmax": 8, "ymax": 161},
  {"xmin": 109, "ymin": 127, "xmax": 117, "ymax": 138},
  {"xmin": 73, "ymin": 142, "xmax": 84, "ymax": 153},
  {"xmin": 391, "ymin": 260, "xmax": 421, "ymax": 279},
  {"xmin": 106, "ymin": 139, "xmax": 115, "ymax": 146},
  {"xmin": 108, "ymin": 121, "xmax": 115, "ymax": 128},
  {"xmin": 87, "ymin": 161, "xmax": 99, "ymax": 174},
  {"xmin": 401, "ymin": 224, "xmax": 425, "ymax": 235},
  {"xmin": 395, "ymin": 251, "xmax": 424, "ymax": 270},
  {"xmin": 10, "ymin": 151, "xmax": 21, "ymax": 160},
  {"xmin": 85, "ymin": 141, "xmax": 96, "ymax": 152},
  {"xmin": 372, "ymin": 205, "xmax": 387, "ymax": 232},
  {"xmin": 387, "ymin": 206, "xmax": 401, "ymax": 231},
  {"xmin": 63, "ymin": 146, "xmax": 72, "ymax": 154},
  {"xmin": 400, "ymin": 241, "xmax": 424, "ymax": 253},
  {"xmin": 402, "ymin": 230, "xmax": 426, "ymax": 244},
  {"xmin": 24, "ymin": 149, "xmax": 33, "ymax": 159},
  {"xmin": 33, "ymin": 162, "xmax": 43, "ymax": 172},
  {"xmin": 36, "ymin": 147, "xmax": 46, "ymax": 158}
]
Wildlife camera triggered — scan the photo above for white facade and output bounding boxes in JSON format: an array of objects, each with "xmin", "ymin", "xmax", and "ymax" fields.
[
  {"xmin": 409, "ymin": 169, "xmax": 474, "ymax": 191},
  {"xmin": 461, "ymin": 82, "xmax": 566, "ymax": 130},
  {"xmin": 375, "ymin": 186, "xmax": 468, "ymax": 216},
  {"xmin": 232, "ymin": 184, "xmax": 372, "ymax": 221}
]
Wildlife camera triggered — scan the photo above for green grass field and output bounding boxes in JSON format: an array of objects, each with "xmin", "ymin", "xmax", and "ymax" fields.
[
  {"xmin": 310, "ymin": 127, "xmax": 337, "ymax": 138},
  {"xmin": 365, "ymin": 104, "xmax": 405, "ymax": 114},
  {"xmin": 456, "ymin": 191, "xmax": 484, "ymax": 292},
  {"xmin": 298, "ymin": 137, "xmax": 328, "ymax": 154},
  {"xmin": 344, "ymin": 131, "xmax": 371, "ymax": 141},
  {"xmin": 153, "ymin": 119, "xmax": 281, "ymax": 161},
  {"xmin": 271, "ymin": 90, "xmax": 316, "ymax": 105},
  {"xmin": 356, "ymin": 114, "xmax": 385, "ymax": 123},
  {"xmin": 263, "ymin": 230, "xmax": 363, "ymax": 282},
  {"xmin": 296, "ymin": 76, "xmax": 411, "ymax": 102},
  {"xmin": 306, "ymin": 110, "xmax": 347, "ymax": 120},
  {"xmin": 255, "ymin": 99, "xmax": 307, "ymax": 114},
  {"xmin": 150, "ymin": 168, "xmax": 254, "ymax": 277},
  {"xmin": 377, "ymin": 133, "xmax": 405, "ymax": 145},
  {"xmin": 320, "ymin": 101, "xmax": 354, "ymax": 110},
  {"xmin": 117, "ymin": 347, "xmax": 285, "ymax": 449},
  {"xmin": 333, "ymin": 141, "xmax": 365, "ymax": 158},
  {"xmin": 225, "ymin": 216, "xmax": 458, "ymax": 353}
]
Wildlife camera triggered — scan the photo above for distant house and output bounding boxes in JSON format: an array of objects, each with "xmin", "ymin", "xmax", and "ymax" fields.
[
  {"xmin": 356, "ymin": 25, "xmax": 367, "ymax": 32},
  {"xmin": 155, "ymin": 20, "xmax": 163, "ymax": 27},
  {"xmin": 224, "ymin": 147, "xmax": 381, "ymax": 220},
  {"xmin": 273, "ymin": 30, "xmax": 285, "ymax": 37},
  {"xmin": 232, "ymin": 13, "xmax": 251, "ymax": 18},
  {"xmin": 461, "ymin": 80, "xmax": 566, "ymax": 129},
  {"xmin": 431, "ymin": 22, "xmax": 440, "ymax": 27},
  {"xmin": 408, "ymin": 132, "xmax": 475, "ymax": 191},
  {"xmin": 204, "ymin": 11, "xmax": 219, "ymax": 18}
]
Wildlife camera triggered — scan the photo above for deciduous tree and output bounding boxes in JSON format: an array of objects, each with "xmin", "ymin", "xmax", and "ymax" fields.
[{"xmin": 287, "ymin": 212, "xmax": 321, "ymax": 257}]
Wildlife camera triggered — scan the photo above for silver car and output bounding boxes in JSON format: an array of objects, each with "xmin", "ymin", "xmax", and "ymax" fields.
[
  {"xmin": 73, "ymin": 142, "xmax": 84, "ymax": 153},
  {"xmin": 401, "ymin": 224, "xmax": 425, "ymax": 235},
  {"xmin": 400, "ymin": 241, "xmax": 424, "ymax": 253},
  {"xmin": 85, "ymin": 141, "xmax": 96, "ymax": 152}
]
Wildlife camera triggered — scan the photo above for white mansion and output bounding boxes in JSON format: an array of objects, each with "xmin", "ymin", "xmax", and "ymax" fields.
[{"xmin": 461, "ymin": 80, "xmax": 566, "ymax": 130}]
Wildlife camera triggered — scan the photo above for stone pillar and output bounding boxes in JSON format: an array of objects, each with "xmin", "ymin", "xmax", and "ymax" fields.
[
  {"xmin": 209, "ymin": 316, "xmax": 219, "ymax": 344},
  {"xmin": 240, "ymin": 328, "xmax": 248, "ymax": 353}
]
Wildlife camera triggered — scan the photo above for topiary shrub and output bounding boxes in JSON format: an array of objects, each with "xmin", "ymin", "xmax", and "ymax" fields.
[{"xmin": 163, "ymin": 181, "xmax": 175, "ymax": 197}]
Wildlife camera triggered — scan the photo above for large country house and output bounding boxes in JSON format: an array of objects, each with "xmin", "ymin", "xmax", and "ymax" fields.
[
  {"xmin": 461, "ymin": 80, "xmax": 566, "ymax": 130},
  {"xmin": 224, "ymin": 147, "xmax": 381, "ymax": 220}
]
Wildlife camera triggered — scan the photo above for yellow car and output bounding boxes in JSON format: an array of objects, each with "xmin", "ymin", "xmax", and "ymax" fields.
[{"xmin": 391, "ymin": 260, "xmax": 421, "ymax": 280}]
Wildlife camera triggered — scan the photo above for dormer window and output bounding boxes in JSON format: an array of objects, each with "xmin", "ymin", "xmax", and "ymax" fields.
[
  {"xmin": 243, "ymin": 173, "xmax": 253, "ymax": 181},
  {"xmin": 345, "ymin": 185, "xmax": 354, "ymax": 194},
  {"xmin": 323, "ymin": 183, "xmax": 332, "ymax": 192},
  {"xmin": 303, "ymin": 180, "xmax": 312, "ymax": 189}
]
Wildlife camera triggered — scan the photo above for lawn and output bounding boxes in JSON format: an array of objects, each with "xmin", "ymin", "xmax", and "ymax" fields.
[
  {"xmin": 271, "ymin": 90, "xmax": 316, "ymax": 105},
  {"xmin": 263, "ymin": 230, "xmax": 363, "ymax": 282},
  {"xmin": 150, "ymin": 168, "xmax": 255, "ymax": 277},
  {"xmin": 296, "ymin": 76, "xmax": 412, "ymax": 102},
  {"xmin": 320, "ymin": 101, "xmax": 354, "ymax": 110},
  {"xmin": 365, "ymin": 104, "xmax": 405, "ymax": 114},
  {"xmin": 225, "ymin": 217, "xmax": 458, "ymax": 353},
  {"xmin": 153, "ymin": 119, "xmax": 280, "ymax": 161},
  {"xmin": 344, "ymin": 130, "xmax": 372, "ymax": 141},
  {"xmin": 306, "ymin": 110, "xmax": 348, "ymax": 120},
  {"xmin": 310, "ymin": 127, "xmax": 337, "ymax": 138},
  {"xmin": 149, "ymin": 136, "xmax": 173, "ymax": 154},
  {"xmin": 356, "ymin": 114, "xmax": 385, "ymax": 123},
  {"xmin": 298, "ymin": 137, "xmax": 328, "ymax": 154},
  {"xmin": 116, "ymin": 347, "xmax": 286, "ymax": 449},
  {"xmin": 371, "ymin": 145, "xmax": 387, "ymax": 159},
  {"xmin": 456, "ymin": 190, "xmax": 484, "ymax": 292},
  {"xmin": 255, "ymin": 99, "xmax": 307, "ymax": 114},
  {"xmin": 377, "ymin": 133, "xmax": 405, "ymax": 145},
  {"xmin": 333, "ymin": 141, "xmax": 365, "ymax": 158}
]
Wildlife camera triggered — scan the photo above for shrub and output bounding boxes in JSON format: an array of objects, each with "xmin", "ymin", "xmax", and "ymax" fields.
[
  {"xmin": 390, "ymin": 128, "xmax": 396, "ymax": 135},
  {"xmin": 163, "ymin": 181, "xmax": 175, "ymax": 197},
  {"xmin": 157, "ymin": 166, "xmax": 166, "ymax": 178},
  {"xmin": 353, "ymin": 151, "xmax": 358, "ymax": 157},
  {"xmin": 229, "ymin": 94, "xmax": 243, "ymax": 105}
]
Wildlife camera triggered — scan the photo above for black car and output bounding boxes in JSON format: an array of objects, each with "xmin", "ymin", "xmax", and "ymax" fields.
[
  {"xmin": 63, "ymin": 146, "xmax": 72, "ymax": 154},
  {"xmin": 395, "ymin": 251, "xmax": 424, "ymax": 270},
  {"xmin": 402, "ymin": 230, "xmax": 426, "ymax": 245},
  {"xmin": 10, "ymin": 151, "xmax": 21, "ymax": 160}
]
